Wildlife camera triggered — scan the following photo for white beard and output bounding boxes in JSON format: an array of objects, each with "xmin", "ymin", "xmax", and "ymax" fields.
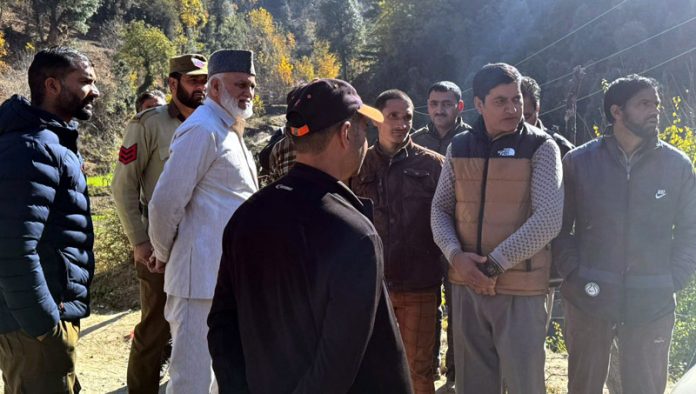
[{"xmin": 219, "ymin": 85, "xmax": 253, "ymax": 119}]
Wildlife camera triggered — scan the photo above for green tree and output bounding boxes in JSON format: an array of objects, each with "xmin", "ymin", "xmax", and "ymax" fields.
[
  {"xmin": 117, "ymin": 20, "xmax": 175, "ymax": 95},
  {"xmin": 126, "ymin": 0, "xmax": 179, "ymax": 37},
  {"xmin": 205, "ymin": 11, "xmax": 250, "ymax": 53},
  {"xmin": 360, "ymin": 0, "xmax": 467, "ymax": 101},
  {"xmin": 316, "ymin": 0, "xmax": 364, "ymax": 80},
  {"xmin": 30, "ymin": 0, "xmax": 101, "ymax": 44}
]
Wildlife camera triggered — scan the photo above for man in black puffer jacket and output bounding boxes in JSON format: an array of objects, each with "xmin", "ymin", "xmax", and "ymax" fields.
[{"xmin": 0, "ymin": 47, "xmax": 99, "ymax": 394}]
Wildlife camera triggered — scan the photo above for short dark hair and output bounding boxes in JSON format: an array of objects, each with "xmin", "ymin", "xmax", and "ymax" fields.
[
  {"xmin": 136, "ymin": 90, "xmax": 167, "ymax": 112},
  {"xmin": 374, "ymin": 89, "xmax": 413, "ymax": 111},
  {"xmin": 472, "ymin": 63, "xmax": 522, "ymax": 102},
  {"xmin": 291, "ymin": 112, "xmax": 363, "ymax": 154},
  {"xmin": 28, "ymin": 47, "xmax": 91, "ymax": 106},
  {"xmin": 520, "ymin": 76, "xmax": 541, "ymax": 109},
  {"xmin": 427, "ymin": 81, "xmax": 462, "ymax": 102},
  {"xmin": 603, "ymin": 74, "xmax": 660, "ymax": 123}
]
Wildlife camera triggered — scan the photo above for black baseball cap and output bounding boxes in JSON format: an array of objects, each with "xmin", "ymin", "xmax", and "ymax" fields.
[{"xmin": 286, "ymin": 79, "xmax": 383, "ymax": 137}]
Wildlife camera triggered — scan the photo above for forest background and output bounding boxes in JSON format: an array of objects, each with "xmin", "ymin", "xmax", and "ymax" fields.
[{"xmin": 0, "ymin": 0, "xmax": 695, "ymax": 385}]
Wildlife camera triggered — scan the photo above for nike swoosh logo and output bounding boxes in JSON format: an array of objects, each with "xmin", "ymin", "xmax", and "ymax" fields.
[{"xmin": 656, "ymin": 192, "xmax": 667, "ymax": 199}]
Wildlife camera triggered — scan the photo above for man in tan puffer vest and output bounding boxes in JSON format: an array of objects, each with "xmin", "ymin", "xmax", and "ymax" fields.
[{"xmin": 431, "ymin": 63, "xmax": 563, "ymax": 394}]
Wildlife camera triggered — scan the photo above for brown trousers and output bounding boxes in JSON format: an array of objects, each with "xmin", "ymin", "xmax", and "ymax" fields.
[
  {"xmin": 390, "ymin": 289, "xmax": 439, "ymax": 394},
  {"xmin": 127, "ymin": 262, "xmax": 171, "ymax": 394},
  {"xmin": 451, "ymin": 285, "xmax": 547, "ymax": 394},
  {"xmin": 0, "ymin": 320, "xmax": 81, "ymax": 394},
  {"xmin": 564, "ymin": 300, "xmax": 674, "ymax": 394}
]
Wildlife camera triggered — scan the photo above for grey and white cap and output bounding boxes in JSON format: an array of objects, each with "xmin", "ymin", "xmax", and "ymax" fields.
[{"xmin": 207, "ymin": 49, "xmax": 255, "ymax": 77}]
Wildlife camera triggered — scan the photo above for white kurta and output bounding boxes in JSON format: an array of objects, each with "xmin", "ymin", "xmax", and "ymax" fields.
[{"xmin": 149, "ymin": 97, "xmax": 258, "ymax": 299}]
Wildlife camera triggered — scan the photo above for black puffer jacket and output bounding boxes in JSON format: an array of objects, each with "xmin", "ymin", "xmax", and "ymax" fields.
[
  {"xmin": 553, "ymin": 133, "xmax": 696, "ymax": 324},
  {"xmin": 0, "ymin": 95, "xmax": 94, "ymax": 337}
]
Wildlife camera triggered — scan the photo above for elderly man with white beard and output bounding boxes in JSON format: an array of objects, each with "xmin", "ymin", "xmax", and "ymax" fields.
[{"xmin": 147, "ymin": 49, "xmax": 258, "ymax": 394}]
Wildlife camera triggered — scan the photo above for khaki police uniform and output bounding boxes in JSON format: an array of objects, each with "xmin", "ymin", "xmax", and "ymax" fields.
[
  {"xmin": 112, "ymin": 102, "xmax": 184, "ymax": 394},
  {"xmin": 112, "ymin": 52, "xmax": 207, "ymax": 394}
]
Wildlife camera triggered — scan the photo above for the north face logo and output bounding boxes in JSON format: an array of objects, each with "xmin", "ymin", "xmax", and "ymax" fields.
[{"xmin": 497, "ymin": 148, "xmax": 515, "ymax": 157}]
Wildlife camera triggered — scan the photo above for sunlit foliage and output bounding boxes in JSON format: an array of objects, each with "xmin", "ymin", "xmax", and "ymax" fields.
[{"xmin": 117, "ymin": 21, "xmax": 176, "ymax": 95}]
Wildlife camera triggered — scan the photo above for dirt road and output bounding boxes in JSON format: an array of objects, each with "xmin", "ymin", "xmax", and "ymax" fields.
[
  {"xmin": 0, "ymin": 310, "xmax": 574, "ymax": 393},
  {"xmin": 0, "ymin": 311, "xmax": 162, "ymax": 394}
]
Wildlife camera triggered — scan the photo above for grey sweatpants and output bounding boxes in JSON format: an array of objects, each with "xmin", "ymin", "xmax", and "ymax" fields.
[
  {"xmin": 451, "ymin": 284, "xmax": 547, "ymax": 394},
  {"xmin": 564, "ymin": 300, "xmax": 674, "ymax": 394}
]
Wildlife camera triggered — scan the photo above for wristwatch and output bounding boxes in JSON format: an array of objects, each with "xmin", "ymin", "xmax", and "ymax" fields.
[{"xmin": 478, "ymin": 258, "xmax": 504, "ymax": 278}]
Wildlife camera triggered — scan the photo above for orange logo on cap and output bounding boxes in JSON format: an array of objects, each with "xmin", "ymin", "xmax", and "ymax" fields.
[{"xmin": 291, "ymin": 125, "xmax": 310, "ymax": 137}]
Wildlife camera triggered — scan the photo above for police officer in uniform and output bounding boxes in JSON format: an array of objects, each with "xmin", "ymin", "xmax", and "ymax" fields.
[{"xmin": 111, "ymin": 54, "xmax": 208, "ymax": 394}]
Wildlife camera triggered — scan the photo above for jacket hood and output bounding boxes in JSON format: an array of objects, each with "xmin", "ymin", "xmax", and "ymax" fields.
[{"xmin": 0, "ymin": 95, "xmax": 77, "ymax": 136}]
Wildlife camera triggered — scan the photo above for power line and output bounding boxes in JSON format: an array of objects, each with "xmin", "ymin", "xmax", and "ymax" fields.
[
  {"xmin": 640, "ymin": 45, "xmax": 696, "ymax": 74},
  {"xmin": 515, "ymin": 0, "xmax": 630, "ymax": 67},
  {"xmin": 417, "ymin": 1, "xmax": 691, "ymax": 121},
  {"xmin": 538, "ymin": 15, "xmax": 696, "ymax": 89},
  {"xmin": 459, "ymin": 20, "xmax": 696, "ymax": 117},
  {"xmin": 461, "ymin": 0, "xmax": 630, "ymax": 96},
  {"xmin": 539, "ymin": 45, "xmax": 696, "ymax": 117}
]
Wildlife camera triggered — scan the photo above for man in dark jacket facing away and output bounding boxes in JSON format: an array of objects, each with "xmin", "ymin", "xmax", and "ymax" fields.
[
  {"xmin": 208, "ymin": 79, "xmax": 413, "ymax": 394},
  {"xmin": 351, "ymin": 89, "xmax": 444, "ymax": 393},
  {"xmin": 0, "ymin": 47, "xmax": 99, "ymax": 394},
  {"xmin": 554, "ymin": 75, "xmax": 696, "ymax": 394}
]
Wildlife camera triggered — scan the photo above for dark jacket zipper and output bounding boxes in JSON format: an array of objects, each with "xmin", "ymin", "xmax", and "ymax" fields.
[
  {"xmin": 619, "ymin": 146, "xmax": 640, "ymax": 323},
  {"xmin": 621, "ymin": 158, "xmax": 631, "ymax": 323},
  {"xmin": 476, "ymin": 140, "xmax": 493, "ymax": 255}
]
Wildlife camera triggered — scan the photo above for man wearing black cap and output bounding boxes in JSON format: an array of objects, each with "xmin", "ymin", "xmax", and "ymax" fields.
[
  {"xmin": 148, "ymin": 49, "xmax": 258, "ymax": 393},
  {"xmin": 208, "ymin": 79, "xmax": 413, "ymax": 393},
  {"xmin": 112, "ymin": 53, "xmax": 207, "ymax": 394}
]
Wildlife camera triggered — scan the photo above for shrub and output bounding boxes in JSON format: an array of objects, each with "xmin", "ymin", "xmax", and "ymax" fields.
[
  {"xmin": 546, "ymin": 321, "xmax": 567, "ymax": 354},
  {"xmin": 662, "ymin": 97, "xmax": 696, "ymax": 380},
  {"xmin": 672, "ymin": 279, "xmax": 696, "ymax": 378},
  {"xmin": 90, "ymin": 198, "xmax": 139, "ymax": 311}
]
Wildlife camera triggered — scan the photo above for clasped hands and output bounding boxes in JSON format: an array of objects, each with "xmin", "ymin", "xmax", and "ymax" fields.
[
  {"xmin": 133, "ymin": 241, "xmax": 166, "ymax": 273},
  {"xmin": 451, "ymin": 251, "xmax": 498, "ymax": 296}
]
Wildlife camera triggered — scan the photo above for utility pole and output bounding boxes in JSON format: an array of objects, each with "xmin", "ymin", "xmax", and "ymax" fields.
[{"xmin": 564, "ymin": 65, "xmax": 586, "ymax": 145}]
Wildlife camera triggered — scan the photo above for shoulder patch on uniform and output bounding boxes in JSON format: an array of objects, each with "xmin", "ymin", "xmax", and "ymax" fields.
[{"xmin": 119, "ymin": 144, "xmax": 137, "ymax": 164}]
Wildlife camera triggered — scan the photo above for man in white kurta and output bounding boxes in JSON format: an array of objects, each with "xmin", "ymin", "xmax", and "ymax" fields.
[{"xmin": 148, "ymin": 49, "xmax": 258, "ymax": 394}]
